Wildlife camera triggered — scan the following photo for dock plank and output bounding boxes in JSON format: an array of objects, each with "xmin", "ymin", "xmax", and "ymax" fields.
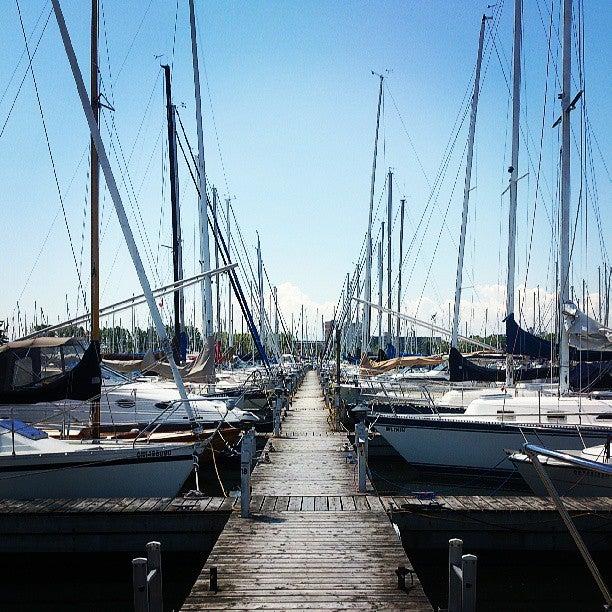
[{"xmin": 181, "ymin": 370, "xmax": 431, "ymax": 610}]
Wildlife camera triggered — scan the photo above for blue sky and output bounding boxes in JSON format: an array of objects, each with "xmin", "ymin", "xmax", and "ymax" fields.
[{"xmin": 1, "ymin": 0, "xmax": 610, "ymax": 339}]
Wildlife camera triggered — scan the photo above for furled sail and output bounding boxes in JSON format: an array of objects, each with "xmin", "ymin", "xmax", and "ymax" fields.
[{"xmin": 0, "ymin": 338, "xmax": 101, "ymax": 404}]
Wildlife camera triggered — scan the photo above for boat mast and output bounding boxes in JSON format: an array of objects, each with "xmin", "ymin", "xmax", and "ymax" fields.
[
  {"xmin": 361, "ymin": 73, "xmax": 384, "ymax": 356},
  {"xmin": 226, "ymin": 197, "xmax": 233, "ymax": 348},
  {"xmin": 558, "ymin": 0, "xmax": 572, "ymax": 393},
  {"xmin": 505, "ymin": 0, "xmax": 522, "ymax": 386},
  {"xmin": 396, "ymin": 197, "xmax": 405, "ymax": 355},
  {"xmin": 257, "ymin": 234, "xmax": 265, "ymax": 352},
  {"xmin": 52, "ymin": 0, "xmax": 198, "ymax": 425},
  {"xmin": 386, "ymin": 169, "xmax": 393, "ymax": 349},
  {"xmin": 212, "ymin": 187, "xmax": 221, "ymax": 336},
  {"xmin": 188, "ymin": 0, "xmax": 213, "ymax": 339},
  {"xmin": 90, "ymin": 0, "xmax": 101, "ymax": 440},
  {"xmin": 162, "ymin": 64, "xmax": 184, "ymax": 363},
  {"xmin": 451, "ymin": 14, "xmax": 488, "ymax": 351},
  {"xmin": 377, "ymin": 225, "xmax": 384, "ymax": 351}
]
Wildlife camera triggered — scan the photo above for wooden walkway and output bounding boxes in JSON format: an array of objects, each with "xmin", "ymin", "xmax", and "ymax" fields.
[{"xmin": 182, "ymin": 370, "xmax": 432, "ymax": 610}]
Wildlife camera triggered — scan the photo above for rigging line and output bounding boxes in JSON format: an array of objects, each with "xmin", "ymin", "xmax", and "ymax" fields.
[
  {"xmin": 99, "ymin": 109, "xmax": 163, "ymax": 287},
  {"xmin": 0, "ymin": 7, "xmax": 52, "ymax": 142},
  {"xmin": 385, "ymin": 84, "xmax": 431, "ymax": 188},
  {"xmin": 403, "ymin": 97, "xmax": 471, "ymax": 298},
  {"xmin": 15, "ymin": 0, "xmax": 88, "ymax": 311},
  {"xmin": 11, "ymin": 144, "xmax": 89, "ymax": 319},
  {"xmin": 394, "ymin": 62, "xmax": 474, "ymax": 281},
  {"xmin": 127, "ymin": 68, "xmax": 162, "ymax": 165},
  {"xmin": 170, "ymin": 0, "xmax": 179, "ymax": 69},
  {"xmin": 414, "ymin": 138, "xmax": 470, "ymax": 319},
  {"xmin": 0, "ymin": 2, "xmax": 48, "ymax": 110},
  {"xmin": 111, "ymin": 0, "xmax": 154, "ymax": 84},
  {"xmin": 201, "ymin": 49, "xmax": 231, "ymax": 198},
  {"xmin": 97, "ymin": 39, "xmax": 162, "ymax": 289}
]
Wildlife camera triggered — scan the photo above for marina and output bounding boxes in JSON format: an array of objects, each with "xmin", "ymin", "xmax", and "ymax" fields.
[{"xmin": 1, "ymin": 0, "xmax": 611, "ymax": 609}]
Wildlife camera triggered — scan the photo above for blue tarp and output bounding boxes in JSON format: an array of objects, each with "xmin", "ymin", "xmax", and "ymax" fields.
[{"xmin": 0, "ymin": 419, "xmax": 48, "ymax": 440}]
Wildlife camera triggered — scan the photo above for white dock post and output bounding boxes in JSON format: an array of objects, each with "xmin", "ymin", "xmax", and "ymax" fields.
[
  {"xmin": 355, "ymin": 421, "xmax": 367, "ymax": 493},
  {"xmin": 461, "ymin": 554, "xmax": 477, "ymax": 612},
  {"xmin": 241, "ymin": 431, "xmax": 252, "ymax": 518},
  {"xmin": 146, "ymin": 541, "xmax": 163, "ymax": 612},
  {"xmin": 448, "ymin": 538, "xmax": 463, "ymax": 612},
  {"xmin": 132, "ymin": 557, "xmax": 148, "ymax": 612},
  {"xmin": 273, "ymin": 388, "xmax": 283, "ymax": 436}
]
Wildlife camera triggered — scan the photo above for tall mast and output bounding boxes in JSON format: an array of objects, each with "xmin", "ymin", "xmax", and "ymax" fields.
[
  {"xmin": 396, "ymin": 197, "xmax": 405, "ymax": 354},
  {"xmin": 386, "ymin": 169, "xmax": 393, "ymax": 348},
  {"xmin": 212, "ymin": 187, "xmax": 221, "ymax": 336},
  {"xmin": 257, "ymin": 235, "xmax": 265, "ymax": 350},
  {"xmin": 188, "ymin": 0, "xmax": 213, "ymax": 338},
  {"xmin": 505, "ymin": 0, "xmax": 522, "ymax": 386},
  {"xmin": 451, "ymin": 14, "xmax": 488, "ymax": 350},
  {"xmin": 377, "ymin": 225, "xmax": 384, "ymax": 351},
  {"xmin": 90, "ymin": 0, "xmax": 100, "ymax": 439},
  {"xmin": 361, "ymin": 73, "xmax": 384, "ymax": 355},
  {"xmin": 558, "ymin": 0, "xmax": 572, "ymax": 393},
  {"xmin": 162, "ymin": 64, "xmax": 183, "ymax": 363},
  {"xmin": 226, "ymin": 197, "xmax": 233, "ymax": 347}
]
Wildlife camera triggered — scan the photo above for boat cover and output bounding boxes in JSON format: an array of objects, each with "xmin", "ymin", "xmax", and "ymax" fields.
[
  {"xmin": 448, "ymin": 347, "xmax": 556, "ymax": 383},
  {"xmin": 0, "ymin": 419, "xmax": 48, "ymax": 440},
  {"xmin": 0, "ymin": 338, "xmax": 101, "ymax": 404}
]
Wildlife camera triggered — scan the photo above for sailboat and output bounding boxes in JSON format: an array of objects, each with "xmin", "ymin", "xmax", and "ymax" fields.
[
  {"xmin": 0, "ymin": 0, "xmax": 210, "ymax": 498},
  {"xmin": 370, "ymin": 0, "xmax": 612, "ymax": 474}
]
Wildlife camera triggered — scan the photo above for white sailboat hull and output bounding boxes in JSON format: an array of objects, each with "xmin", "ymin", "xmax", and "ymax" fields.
[
  {"xmin": 0, "ymin": 444, "xmax": 194, "ymax": 499},
  {"xmin": 374, "ymin": 415, "xmax": 608, "ymax": 473}
]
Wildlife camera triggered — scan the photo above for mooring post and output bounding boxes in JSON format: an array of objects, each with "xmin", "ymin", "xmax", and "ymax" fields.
[
  {"xmin": 448, "ymin": 538, "xmax": 463, "ymax": 612},
  {"xmin": 240, "ymin": 431, "xmax": 252, "ymax": 518},
  {"xmin": 146, "ymin": 541, "xmax": 163, "ymax": 612},
  {"xmin": 273, "ymin": 387, "xmax": 282, "ymax": 437},
  {"xmin": 355, "ymin": 420, "xmax": 367, "ymax": 493},
  {"xmin": 462, "ymin": 554, "xmax": 477, "ymax": 612},
  {"xmin": 209, "ymin": 566, "xmax": 218, "ymax": 592},
  {"xmin": 132, "ymin": 557, "xmax": 148, "ymax": 612}
]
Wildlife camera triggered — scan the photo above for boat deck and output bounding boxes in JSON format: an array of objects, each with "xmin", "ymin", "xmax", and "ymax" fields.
[{"xmin": 181, "ymin": 370, "xmax": 433, "ymax": 610}]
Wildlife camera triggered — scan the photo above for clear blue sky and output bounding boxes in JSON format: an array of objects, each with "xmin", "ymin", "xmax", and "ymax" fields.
[{"xmin": 1, "ymin": 0, "xmax": 610, "ymax": 338}]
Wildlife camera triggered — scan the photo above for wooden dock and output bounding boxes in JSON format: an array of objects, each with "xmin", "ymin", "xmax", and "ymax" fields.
[
  {"xmin": 0, "ymin": 496, "xmax": 232, "ymax": 553},
  {"xmin": 387, "ymin": 494, "xmax": 612, "ymax": 551},
  {"xmin": 181, "ymin": 370, "xmax": 433, "ymax": 610}
]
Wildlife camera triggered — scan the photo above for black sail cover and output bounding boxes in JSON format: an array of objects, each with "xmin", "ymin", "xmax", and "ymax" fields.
[
  {"xmin": 0, "ymin": 338, "xmax": 101, "ymax": 404},
  {"xmin": 506, "ymin": 313, "xmax": 612, "ymax": 361},
  {"xmin": 448, "ymin": 347, "xmax": 556, "ymax": 383},
  {"xmin": 506, "ymin": 314, "xmax": 554, "ymax": 359}
]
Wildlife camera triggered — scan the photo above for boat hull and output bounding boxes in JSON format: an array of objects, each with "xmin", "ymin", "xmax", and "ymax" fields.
[
  {"xmin": 373, "ymin": 415, "xmax": 609, "ymax": 473},
  {"xmin": 0, "ymin": 444, "xmax": 194, "ymax": 499},
  {"xmin": 510, "ymin": 455, "xmax": 612, "ymax": 496}
]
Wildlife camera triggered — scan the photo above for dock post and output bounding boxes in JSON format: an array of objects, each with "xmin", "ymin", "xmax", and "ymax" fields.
[
  {"xmin": 146, "ymin": 541, "xmax": 163, "ymax": 612},
  {"xmin": 355, "ymin": 421, "xmax": 367, "ymax": 493},
  {"xmin": 448, "ymin": 538, "xmax": 463, "ymax": 612},
  {"xmin": 132, "ymin": 557, "xmax": 149, "ymax": 612},
  {"xmin": 461, "ymin": 554, "xmax": 477, "ymax": 612},
  {"xmin": 273, "ymin": 388, "xmax": 282, "ymax": 437},
  {"xmin": 241, "ymin": 430, "xmax": 252, "ymax": 518},
  {"xmin": 209, "ymin": 566, "xmax": 218, "ymax": 592}
]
